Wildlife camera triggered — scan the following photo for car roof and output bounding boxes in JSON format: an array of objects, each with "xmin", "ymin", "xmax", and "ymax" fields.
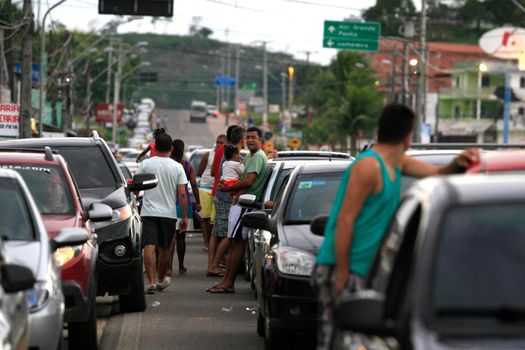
[
  {"xmin": 0, "ymin": 136, "xmax": 98, "ymax": 147},
  {"xmin": 468, "ymin": 149, "xmax": 525, "ymax": 173},
  {"xmin": 275, "ymin": 150, "xmax": 352, "ymax": 160},
  {"xmin": 297, "ymin": 160, "xmax": 351, "ymax": 174},
  {"xmin": 0, "ymin": 150, "xmax": 65, "ymax": 165},
  {"xmin": 0, "ymin": 168, "xmax": 20, "ymax": 179}
]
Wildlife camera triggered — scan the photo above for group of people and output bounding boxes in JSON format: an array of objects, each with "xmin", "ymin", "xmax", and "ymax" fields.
[{"xmin": 132, "ymin": 103, "xmax": 479, "ymax": 350}]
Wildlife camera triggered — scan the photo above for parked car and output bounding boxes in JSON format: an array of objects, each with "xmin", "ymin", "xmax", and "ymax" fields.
[
  {"xmin": 241, "ymin": 160, "xmax": 351, "ymax": 349},
  {"xmin": 190, "ymin": 100, "xmax": 208, "ymax": 123},
  {"xmin": 0, "ymin": 168, "xmax": 91, "ymax": 349},
  {"xmin": 0, "ymin": 147, "xmax": 109, "ymax": 349},
  {"xmin": 0, "ymin": 131, "xmax": 158, "ymax": 313},
  {"xmin": 0, "ymin": 236, "xmax": 35, "ymax": 350},
  {"xmin": 322, "ymin": 174, "xmax": 525, "ymax": 349},
  {"xmin": 206, "ymin": 104, "xmax": 220, "ymax": 118},
  {"xmin": 273, "ymin": 150, "xmax": 352, "ymax": 161}
]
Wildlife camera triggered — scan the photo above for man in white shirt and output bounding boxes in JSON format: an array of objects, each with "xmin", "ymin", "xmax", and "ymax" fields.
[{"xmin": 135, "ymin": 133, "xmax": 189, "ymax": 294}]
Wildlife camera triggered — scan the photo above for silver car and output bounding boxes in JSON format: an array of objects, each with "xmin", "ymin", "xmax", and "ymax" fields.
[{"xmin": 0, "ymin": 169, "xmax": 89, "ymax": 349}]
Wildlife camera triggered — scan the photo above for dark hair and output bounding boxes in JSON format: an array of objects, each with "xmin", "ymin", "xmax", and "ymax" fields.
[
  {"xmin": 224, "ymin": 144, "xmax": 239, "ymax": 160},
  {"xmin": 153, "ymin": 128, "xmax": 165, "ymax": 139},
  {"xmin": 171, "ymin": 139, "xmax": 185, "ymax": 162},
  {"xmin": 226, "ymin": 125, "xmax": 238, "ymax": 143},
  {"xmin": 230, "ymin": 126, "xmax": 245, "ymax": 145},
  {"xmin": 377, "ymin": 103, "xmax": 415, "ymax": 144},
  {"xmin": 217, "ymin": 134, "xmax": 226, "ymax": 142},
  {"xmin": 247, "ymin": 126, "xmax": 262, "ymax": 139},
  {"xmin": 155, "ymin": 133, "xmax": 173, "ymax": 152}
]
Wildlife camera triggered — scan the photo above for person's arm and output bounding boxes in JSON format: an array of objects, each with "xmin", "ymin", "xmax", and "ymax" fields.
[
  {"xmin": 197, "ymin": 152, "xmax": 209, "ymax": 177},
  {"xmin": 177, "ymin": 184, "xmax": 189, "ymax": 232},
  {"xmin": 135, "ymin": 145, "xmax": 151, "ymax": 163},
  {"xmin": 189, "ymin": 165, "xmax": 201, "ymax": 211},
  {"xmin": 334, "ymin": 157, "xmax": 380, "ymax": 296},
  {"xmin": 400, "ymin": 148, "xmax": 480, "ymax": 177}
]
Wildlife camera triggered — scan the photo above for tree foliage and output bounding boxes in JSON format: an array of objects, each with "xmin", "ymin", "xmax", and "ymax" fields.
[{"xmin": 363, "ymin": 0, "xmax": 416, "ymax": 37}]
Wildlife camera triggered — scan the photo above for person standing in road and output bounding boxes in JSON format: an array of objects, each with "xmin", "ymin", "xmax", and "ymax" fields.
[
  {"xmin": 197, "ymin": 134, "xmax": 226, "ymax": 253},
  {"xmin": 313, "ymin": 103, "xmax": 479, "ymax": 350},
  {"xmin": 207, "ymin": 126, "xmax": 268, "ymax": 293},
  {"xmin": 135, "ymin": 133, "xmax": 189, "ymax": 294},
  {"xmin": 169, "ymin": 139, "xmax": 201, "ymax": 276}
]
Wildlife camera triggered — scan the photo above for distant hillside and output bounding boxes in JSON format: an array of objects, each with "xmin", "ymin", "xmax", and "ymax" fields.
[{"xmin": 119, "ymin": 33, "xmax": 310, "ymax": 110}]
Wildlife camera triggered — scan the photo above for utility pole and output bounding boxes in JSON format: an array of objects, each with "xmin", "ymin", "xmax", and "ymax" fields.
[
  {"xmin": 234, "ymin": 45, "xmax": 240, "ymax": 115},
  {"xmin": 63, "ymin": 37, "xmax": 71, "ymax": 131},
  {"xmin": 299, "ymin": 50, "xmax": 317, "ymax": 125},
  {"xmin": 85, "ymin": 61, "xmax": 93, "ymax": 129},
  {"xmin": 220, "ymin": 47, "xmax": 225, "ymax": 111},
  {"xmin": 5, "ymin": 0, "xmax": 14, "ymax": 102},
  {"xmin": 262, "ymin": 41, "xmax": 268, "ymax": 126},
  {"xmin": 106, "ymin": 39, "xmax": 113, "ymax": 103},
  {"xmin": 112, "ymin": 42, "xmax": 122, "ymax": 144},
  {"xmin": 280, "ymin": 72, "xmax": 286, "ymax": 133},
  {"xmin": 20, "ymin": 0, "xmax": 33, "ymax": 138},
  {"xmin": 415, "ymin": 0, "xmax": 427, "ymax": 142}
]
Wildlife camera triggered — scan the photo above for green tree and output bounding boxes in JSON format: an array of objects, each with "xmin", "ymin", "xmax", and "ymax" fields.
[
  {"xmin": 308, "ymin": 51, "xmax": 382, "ymax": 155},
  {"xmin": 485, "ymin": 0, "xmax": 525, "ymax": 26},
  {"xmin": 458, "ymin": 0, "xmax": 492, "ymax": 34},
  {"xmin": 363, "ymin": 0, "xmax": 416, "ymax": 36}
]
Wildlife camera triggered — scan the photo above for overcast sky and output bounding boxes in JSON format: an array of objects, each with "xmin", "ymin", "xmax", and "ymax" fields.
[{"xmin": 31, "ymin": 0, "xmax": 382, "ymax": 65}]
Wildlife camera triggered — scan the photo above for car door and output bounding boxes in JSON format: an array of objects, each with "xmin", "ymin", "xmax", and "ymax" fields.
[{"xmin": 340, "ymin": 196, "xmax": 423, "ymax": 350}]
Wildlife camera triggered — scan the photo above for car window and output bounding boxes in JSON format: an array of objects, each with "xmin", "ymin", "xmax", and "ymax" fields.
[
  {"xmin": 432, "ymin": 204, "xmax": 525, "ymax": 325},
  {"xmin": 270, "ymin": 174, "xmax": 290, "ymax": 216},
  {"xmin": 369, "ymin": 197, "xmax": 421, "ymax": 293},
  {"xmin": 54, "ymin": 146, "xmax": 118, "ymax": 189},
  {"xmin": 270, "ymin": 168, "xmax": 292, "ymax": 200},
  {"xmin": 0, "ymin": 164, "xmax": 75, "ymax": 215},
  {"xmin": 0, "ymin": 179, "xmax": 35, "ymax": 240},
  {"xmin": 190, "ymin": 152, "xmax": 206, "ymax": 172},
  {"xmin": 284, "ymin": 172, "xmax": 342, "ymax": 224}
]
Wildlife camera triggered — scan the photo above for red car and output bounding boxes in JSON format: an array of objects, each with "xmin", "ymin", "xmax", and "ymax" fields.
[
  {"xmin": 0, "ymin": 148, "xmax": 102, "ymax": 349},
  {"xmin": 467, "ymin": 149, "xmax": 525, "ymax": 173}
]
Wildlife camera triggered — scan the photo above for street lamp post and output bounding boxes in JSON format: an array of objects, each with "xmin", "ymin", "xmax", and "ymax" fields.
[
  {"xmin": 477, "ymin": 62, "xmax": 488, "ymax": 120},
  {"xmin": 39, "ymin": 0, "xmax": 67, "ymax": 137}
]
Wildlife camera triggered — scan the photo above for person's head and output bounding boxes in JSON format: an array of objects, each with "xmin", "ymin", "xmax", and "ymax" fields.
[
  {"xmin": 215, "ymin": 134, "xmax": 226, "ymax": 149},
  {"xmin": 171, "ymin": 139, "xmax": 185, "ymax": 162},
  {"xmin": 230, "ymin": 126, "xmax": 245, "ymax": 148},
  {"xmin": 155, "ymin": 133, "xmax": 173, "ymax": 154},
  {"xmin": 245, "ymin": 127, "xmax": 262, "ymax": 153},
  {"xmin": 224, "ymin": 144, "xmax": 240, "ymax": 162},
  {"xmin": 153, "ymin": 128, "xmax": 165, "ymax": 139},
  {"xmin": 226, "ymin": 125, "xmax": 238, "ymax": 144},
  {"xmin": 377, "ymin": 103, "xmax": 415, "ymax": 149}
]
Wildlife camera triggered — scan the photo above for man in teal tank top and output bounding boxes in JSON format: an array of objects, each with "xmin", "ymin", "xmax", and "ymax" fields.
[{"xmin": 314, "ymin": 103, "xmax": 479, "ymax": 350}]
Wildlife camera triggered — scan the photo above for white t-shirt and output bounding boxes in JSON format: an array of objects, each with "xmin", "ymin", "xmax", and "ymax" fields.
[
  {"xmin": 222, "ymin": 160, "xmax": 245, "ymax": 180},
  {"xmin": 135, "ymin": 156, "xmax": 188, "ymax": 219}
]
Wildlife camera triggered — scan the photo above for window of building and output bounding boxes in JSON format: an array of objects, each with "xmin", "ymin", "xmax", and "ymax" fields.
[
  {"xmin": 454, "ymin": 106, "xmax": 461, "ymax": 119},
  {"xmin": 519, "ymin": 107, "xmax": 525, "ymax": 116},
  {"xmin": 520, "ymin": 77, "xmax": 525, "ymax": 89},
  {"xmin": 455, "ymin": 76, "xmax": 460, "ymax": 87},
  {"xmin": 481, "ymin": 76, "xmax": 490, "ymax": 87}
]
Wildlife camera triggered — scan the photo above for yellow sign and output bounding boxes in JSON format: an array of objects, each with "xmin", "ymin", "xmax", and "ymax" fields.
[
  {"xmin": 264, "ymin": 141, "xmax": 274, "ymax": 152},
  {"xmin": 288, "ymin": 136, "xmax": 301, "ymax": 150}
]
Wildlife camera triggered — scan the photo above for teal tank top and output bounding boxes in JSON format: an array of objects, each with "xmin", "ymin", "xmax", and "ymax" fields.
[{"xmin": 316, "ymin": 149, "xmax": 401, "ymax": 277}]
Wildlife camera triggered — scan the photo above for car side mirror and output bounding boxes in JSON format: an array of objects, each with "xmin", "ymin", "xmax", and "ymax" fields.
[
  {"xmin": 311, "ymin": 215, "xmax": 328, "ymax": 236},
  {"xmin": 238, "ymin": 194, "xmax": 258, "ymax": 208},
  {"xmin": 2, "ymin": 263, "xmax": 35, "ymax": 293},
  {"xmin": 88, "ymin": 203, "xmax": 113, "ymax": 222},
  {"xmin": 50, "ymin": 228, "xmax": 89, "ymax": 251},
  {"xmin": 129, "ymin": 173, "xmax": 158, "ymax": 192},
  {"xmin": 334, "ymin": 290, "xmax": 395, "ymax": 336},
  {"xmin": 241, "ymin": 211, "xmax": 271, "ymax": 231}
]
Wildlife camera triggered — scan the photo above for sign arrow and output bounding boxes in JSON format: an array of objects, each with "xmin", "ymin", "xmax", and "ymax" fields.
[{"xmin": 328, "ymin": 25, "xmax": 335, "ymax": 33}]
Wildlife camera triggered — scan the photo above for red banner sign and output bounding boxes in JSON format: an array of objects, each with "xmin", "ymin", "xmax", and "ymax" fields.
[{"xmin": 95, "ymin": 103, "xmax": 123, "ymax": 124}]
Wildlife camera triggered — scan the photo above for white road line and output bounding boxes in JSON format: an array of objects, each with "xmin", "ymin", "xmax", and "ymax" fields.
[{"xmin": 117, "ymin": 312, "xmax": 143, "ymax": 350}]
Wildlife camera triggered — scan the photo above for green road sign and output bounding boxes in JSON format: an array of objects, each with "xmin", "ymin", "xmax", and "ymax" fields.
[{"xmin": 323, "ymin": 21, "xmax": 381, "ymax": 52}]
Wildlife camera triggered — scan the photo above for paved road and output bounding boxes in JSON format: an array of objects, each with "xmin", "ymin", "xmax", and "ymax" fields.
[{"xmin": 98, "ymin": 234, "xmax": 263, "ymax": 350}]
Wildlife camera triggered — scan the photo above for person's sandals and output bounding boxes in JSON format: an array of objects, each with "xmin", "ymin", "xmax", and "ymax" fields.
[
  {"xmin": 145, "ymin": 284, "xmax": 156, "ymax": 294},
  {"xmin": 206, "ymin": 271, "xmax": 224, "ymax": 277},
  {"xmin": 179, "ymin": 267, "xmax": 187, "ymax": 275},
  {"xmin": 208, "ymin": 286, "xmax": 235, "ymax": 294},
  {"xmin": 156, "ymin": 277, "xmax": 171, "ymax": 291}
]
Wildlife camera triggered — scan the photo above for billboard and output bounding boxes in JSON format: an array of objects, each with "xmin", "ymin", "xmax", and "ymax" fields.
[
  {"xmin": 0, "ymin": 104, "xmax": 19, "ymax": 138},
  {"xmin": 95, "ymin": 103, "xmax": 123, "ymax": 124}
]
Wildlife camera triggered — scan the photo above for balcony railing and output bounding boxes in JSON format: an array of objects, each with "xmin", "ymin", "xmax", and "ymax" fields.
[{"xmin": 440, "ymin": 86, "xmax": 496, "ymax": 99}]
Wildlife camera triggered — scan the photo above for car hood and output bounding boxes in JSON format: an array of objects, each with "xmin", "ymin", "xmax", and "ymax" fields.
[
  {"xmin": 5, "ymin": 241, "xmax": 45, "ymax": 281},
  {"xmin": 41, "ymin": 215, "xmax": 79, "ymax": 239},
  {"xmin": 280, "ymin": 225, "xmax": 323, "ymax": 255}
]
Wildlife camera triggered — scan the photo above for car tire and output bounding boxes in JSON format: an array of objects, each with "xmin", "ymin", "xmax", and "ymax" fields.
[
  {"xmin": 119, "ymin": 256, "xmax": 146, "ymax": 312},
  {"xmin": 244, "ymin": 243, "xmax": 251, "ymax": 282},
  {"xmin": 68, "ymin": 293, "xmax": 98, "ymax": 350},
  {"xmin": 257, "ymin": 310, "xmax": 265, "ymax": 337},
  {"xmin": 264, "ymin": 297, "xmax": 285, "ymax": 350}
]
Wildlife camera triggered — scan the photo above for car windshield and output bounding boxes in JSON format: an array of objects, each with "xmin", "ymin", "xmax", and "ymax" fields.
[
  {"xmin": 432, "ymin": 204, "xmax": 525, "ymax": 325},
  {"xmin": 0, "ymin": 164, "xmax": 75, "ymax": 215},
  {"xmin": 0, "ymin": 179, "xmax": 35, "ymax": 240},
  {"xmin": 54, "ymin": 146, "xmax": 118, "ymax": 190},
  {"xmin": 192, "ymin": 106, "xmax": 207, "ymax": 112},
  {"xmin": 284, "ymin": 172, "xmax": 342, "ymax": 224},
  {"xmin": 190, "ymin": 152, "xmax": 206, "ymax": 172},
  {"xmin": 402, "ymin": 153, "xmax": 457, "ymax": 193}
]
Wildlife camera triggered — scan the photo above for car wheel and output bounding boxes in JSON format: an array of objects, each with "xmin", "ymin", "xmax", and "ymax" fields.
[
  {"xmin": 119, "ymin": 256, "xmax": 146, "ymax": 312},
  {"xmin": 68, "ymin": 293, "xmax": 98, "ymax": 350},
  {"xmin": 264, "ymin": 297, "xmax": 284, "ymax": 350}
]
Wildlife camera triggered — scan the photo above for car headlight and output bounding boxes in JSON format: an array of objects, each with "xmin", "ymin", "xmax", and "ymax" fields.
[
  {"xmin": 91, "ymin": 204, "xmax": 132, "ymax": 229},
  {"xmin": 54, "ymin": 245, "xmax": 82, "ymax": 267},
  {"xmin": 27, "ymin": 281, "xmax": 51, "ymax": 312},
  {"xmin": 275, "ymin": 247, "xmax": 316, "ymax": 276}
]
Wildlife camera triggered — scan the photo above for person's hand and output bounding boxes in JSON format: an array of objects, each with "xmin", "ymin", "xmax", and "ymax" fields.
[
  {"xmin": 179, "ymin": 217, "xmax": 188, "ymax": 232},
  {"xmin": 334, "ymin": 267, "xmax": 349, "ymax": 297},
  {"xmin": 136, "ymin": 157, "xmax": 141, "ymax": 164},
  {"xmin": 195, "ymin": 203, "xmax": 202, "ymax": 212},
  {"xmin": 217, "ymin": 182, "xmax": 227, "ymax": 192},
  {"xmin": 452, "ymin": 148, "xmax": 480, "ymax": 173}
]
